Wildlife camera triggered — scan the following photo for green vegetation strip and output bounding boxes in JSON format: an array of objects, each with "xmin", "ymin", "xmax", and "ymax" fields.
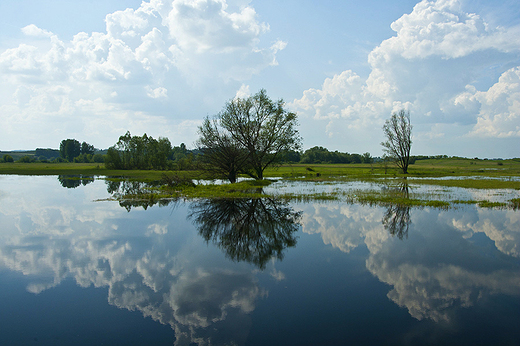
[
  {"xmin": 407, "ymin": 178, "xmax": 520, "ymax": 190},
  {"xmin": 3, "ymin": 160, "xmax": 520, "ymax": 209},
  {"xmin": 103, "ymin": 179, "xmax": 519, "ymax": 211},
  {"xmin": 344, "ymin": 191, "xmax": 450, "ymax": 208}
]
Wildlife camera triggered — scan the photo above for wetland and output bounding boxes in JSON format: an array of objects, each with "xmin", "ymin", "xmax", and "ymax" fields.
[{"xmin": 0, "ymin": 170, "xmax": 519, "ymax": 345}]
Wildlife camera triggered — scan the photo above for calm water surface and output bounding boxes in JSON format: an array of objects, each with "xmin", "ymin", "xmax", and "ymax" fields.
[{"xmin": 0, "ymin": 175, "xmax": 519, "ymax": 345}]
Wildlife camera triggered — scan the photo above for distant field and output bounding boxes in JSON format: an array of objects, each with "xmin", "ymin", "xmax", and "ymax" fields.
[
  {"xmin": 1, "ymin": 158, "xmax": 519, "ymax": 190},
  {"xmin": 268, "ymin": 158, "xmax": 520, "ymax": 178}
]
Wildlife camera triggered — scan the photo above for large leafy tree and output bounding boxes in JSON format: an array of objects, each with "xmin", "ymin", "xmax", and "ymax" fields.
[
  {"xmin": 197, "ymin": 117, "xmax": 249, "ymax": 183},
  {"xmin": 199, "ymin": 89, "xmax": 301, "ymax": 181},
  {"xmin": 381, "ymin": 109, "xmax": 412, "ymax": 174},
  {"xmin": 59, "ymin": 139, "xmax": 81, "ymax": 162}
]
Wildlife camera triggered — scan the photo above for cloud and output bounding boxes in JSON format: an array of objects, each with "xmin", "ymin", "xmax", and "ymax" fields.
[
  {"xmin": 145, "ymin": 86, "xmax": 168, "ymax": 99},
  {"xmin": 0, "ymin": 0, "xmax": 285, "ymax": 149},
  {"xmin": 298, "ymin": 203, "xmax": 387, "ymax": 254},
  {"xmin": 468, "ymin": 66, "xmax": 520, "ymax": 137},
  {"xmin": 291, "ymin": 0, "xmax": 520, "ymax": 154},
  {"xmin": 21, "ymin": 24, "xmax": 54, "ymax": 38},
  {"xmin": 0, "ymin": 177, "xmax": 265, "ymax": 345},
  {"xmin": 296, "ymin": 200, "xmax": 520, "ymax": 323},
  {"xmin": 445, "ymin": 207, "xmax": 520, "ymax": 257},
  {"xmin": 235, "ymin": 83, "xmax": 251, "ymax": 99}
]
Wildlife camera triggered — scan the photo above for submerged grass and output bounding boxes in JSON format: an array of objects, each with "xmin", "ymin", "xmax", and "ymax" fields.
[
  {"xmin": 407, "ymin": 178, "xmax": 520, "ymax": 190},
  {"xmin": 342, "ymin": 190, "xmax": 451, "ymax": 209},
  {"xmin": 3, "ymin": 159, "xmax": 520, "ymax": 209}
]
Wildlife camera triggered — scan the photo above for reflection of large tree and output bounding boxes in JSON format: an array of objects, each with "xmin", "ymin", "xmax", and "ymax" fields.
[{"xmin": 189, "ymin": 198, "xmax": 301, "ymax": 269}]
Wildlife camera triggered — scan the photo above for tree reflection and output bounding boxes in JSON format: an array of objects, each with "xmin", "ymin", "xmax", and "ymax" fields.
[
  {"xmin": 382, "ymin": 179, "xmax": 411, "ymax": 240},
  {"xmin": 382, "ymin": 205, "xmax": 411, "ymax": 240},
  {"xmin": 58, "ymin": 175, "xmax": 94, "ymax": 188},
  {"xmin": 105, "ymin": 179, "xmax": 177, "ymax": 211},
  {"xmin": 189, "ymin": 198, "xmax": 302, "ymax": 269}
]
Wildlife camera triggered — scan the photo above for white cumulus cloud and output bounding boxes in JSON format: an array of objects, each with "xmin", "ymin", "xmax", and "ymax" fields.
[
  {"xmin": 291, "ymin": 0, "xmax": 520, "ymax": 155},
  {"xmin": 0, "ymin": 0, "xmax": 285, "ymax": 149}
]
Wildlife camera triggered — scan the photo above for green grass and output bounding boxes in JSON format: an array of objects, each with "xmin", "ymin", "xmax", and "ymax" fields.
[
  {"xmin": 2, "ymin": 159, "xmax": 520, "ymax": 209},
  {"xmin": 477, "ymin": 201, "xmax": 508, "ymax": 208},
  {"xmin": 102, "ymin": 179, "xmax": 517, "ymax": 210},
  {"xmin": 341, "ymin": 190, "xmax": 451, "ymax": 209},
  {"xmin": 0, "ymin": 162, "xmax": 207, "ymax": 182},
  {"xmin": 268, "ymin": 159, "xmax": 520, "ymax": 189},
  {"xmin": 407, "ymin": 178, "xmax": 520, "ymax": 190}
]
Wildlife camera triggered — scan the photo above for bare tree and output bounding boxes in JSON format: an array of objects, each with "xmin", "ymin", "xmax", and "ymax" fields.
[{"xmin": 381, "ymin": 109, "xmax": 412, "ymax": 174}]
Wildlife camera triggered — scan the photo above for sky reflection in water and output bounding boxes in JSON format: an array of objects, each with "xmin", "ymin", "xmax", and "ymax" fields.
[{"xmin": 0, "ymin": 175, "xmax": 519, "ymax": 345}]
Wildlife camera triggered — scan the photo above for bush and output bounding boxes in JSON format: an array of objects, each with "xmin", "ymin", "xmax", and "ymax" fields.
[
  {"xmin": 18, "ymin": 155, "xmax": 34, "ymax": 163},
  {"xmin": 2, "ymin": 154, "xmax": 14, "ymax": 163},
  {"xmin": 52, "ymin": 157, "xmax": 68, "ymax": 163},
  {"xmin": 93, "ymin": 154, "xmax": 105, "ymax": 163}
]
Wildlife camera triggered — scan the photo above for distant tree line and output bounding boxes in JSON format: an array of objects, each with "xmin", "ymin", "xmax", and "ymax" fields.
[
  {"xmin": 59, "ymin": 139, "xmax": 104, "ymax": 163},
  {"xmin": 299, "ymin": 146, "xmax": 372, "ymax": 164},
  {"xmin": 104, "ymin": 131, "xmax": 197, "ymax": 170}
]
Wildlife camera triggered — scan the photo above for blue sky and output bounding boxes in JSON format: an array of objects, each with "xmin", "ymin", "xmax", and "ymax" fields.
[{"xmin": 1, "ymin": 0, "xmax": 519, "ymax": 158}]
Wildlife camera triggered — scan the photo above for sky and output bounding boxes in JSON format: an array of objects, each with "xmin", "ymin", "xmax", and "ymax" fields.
[{"xmin": 1, "ymin": 0, "xmax": 519, "ymax": 158}]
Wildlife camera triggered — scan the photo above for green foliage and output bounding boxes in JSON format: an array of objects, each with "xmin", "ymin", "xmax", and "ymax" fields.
[
  {"xmin": 362, "ymin": 152, "xmax": 372, "ymax": 164},
  {"xmin": 381, "ymin": 109, "xmax": 412, "ymax": 174},
  {"xmin": 197, "ymin": 116, "xmax": 249, "ymax": 183},
  {"xmin": 81, "ymin": 142, "xmax": 95, "ymax": 155},
  {"xmin": 105, "ymin": 147, "xmax": 122, "ymax": 169},
  {"xmin": 212, "ymin": 89, "xmax": 302, "ymax": 180},
  {"xmin": 477, "ymin": 201, "xmax": 507, "ymax": 208},
  {"xmin": 170, "ymin": 143, "xmax": 198, "ymax": 170},
  {"xmin": 92, "ymin": 154, "xmax": 105, "ymax": 163},
  {"xmin": 2, "ymin": 154, "xmax": 14, "ymax": 163},
  {"xmin": 300, "ymin": 146, "xmax": 367, "ymax": 164},
  {"xmin": 104, "ymin": 131, "xmax": 173, "ymax": 170},
  {"xmin": 17, "ymin": 155, "xmax": 35, "ymax": 163},
  {"xmin": 35, "ymin": 148, "xmax": 59, "ymax": 160},
  {"xmin": 53, "ymin": 157, "xmax": 68, "ymax": 163},
  {"xmin": 59, "ymin": 139, "xmax": 96, "ymax": 162},
  {"xmin": 60, "ymin": 139, "xmax": 81, "ymax": 162},
  {"xmin": 280, "ymin": 150, "xmax": 301, "ymax": 163}
]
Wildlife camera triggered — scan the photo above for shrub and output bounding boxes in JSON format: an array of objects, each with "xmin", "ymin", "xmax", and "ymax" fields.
[
  {"xmin": 2, "ymin": 154, "xmax": 14, "ymax": 163},
  {"xmin": 18, "ymin": 155, "xmax": 34, "ymax": 163}
]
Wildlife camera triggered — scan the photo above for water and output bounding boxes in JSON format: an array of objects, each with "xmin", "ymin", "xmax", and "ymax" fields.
[{"xmin": 0, "ymin": 175, "xmax": 519, "ymax": 345}]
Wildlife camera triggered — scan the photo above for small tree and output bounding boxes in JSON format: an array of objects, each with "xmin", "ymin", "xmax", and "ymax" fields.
[
  {"xmin": 381, "ymin": 109, "xmax": 412, "ymax": 174},
  {"xmin": 362, "ymin": 152, "xmax": 372, "ymax": 164}
]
